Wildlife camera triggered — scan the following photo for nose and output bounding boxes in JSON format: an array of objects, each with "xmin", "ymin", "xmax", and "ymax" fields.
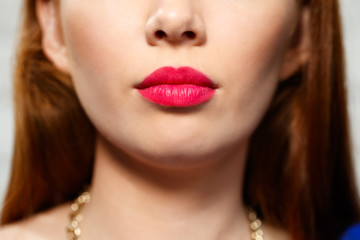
[{"xmin": 145, "ymin": 1, "xmax": 206, "ymax": 46}]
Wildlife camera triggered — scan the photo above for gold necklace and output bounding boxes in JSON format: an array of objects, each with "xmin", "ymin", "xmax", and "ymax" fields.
[{"xmin": 67, "ymin": 191, "xmax": 264, "ymax": 240}]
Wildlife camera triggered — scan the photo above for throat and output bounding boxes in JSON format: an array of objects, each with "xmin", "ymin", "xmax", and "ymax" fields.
[{"xmin": 78, "ymin": 135, "xmax": 251, "ymax": 240}]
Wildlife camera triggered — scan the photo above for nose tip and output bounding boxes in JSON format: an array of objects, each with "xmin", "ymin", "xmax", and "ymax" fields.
[{"xmin": 145, "ymin": 4, "xmax": 206, "ymax": 46}]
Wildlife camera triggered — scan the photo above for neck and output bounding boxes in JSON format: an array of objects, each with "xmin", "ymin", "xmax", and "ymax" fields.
[{"xmin": 82, "ymin": 136, "xmax": 250, "ymax": 240}]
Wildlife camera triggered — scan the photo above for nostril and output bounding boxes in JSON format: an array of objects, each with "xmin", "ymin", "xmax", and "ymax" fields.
[
  {"xmin": 153, "ymin": 30, "xmax": 197, "ymax": 42},
  {"xmin": 155, "ymin": 30, "xmax": 166, "ymax": 39},
  {"xmin": 183, "ymin": 31, "xmax": 196, "ymax": 39}
]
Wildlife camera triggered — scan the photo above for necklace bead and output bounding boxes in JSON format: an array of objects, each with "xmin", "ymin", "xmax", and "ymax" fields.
[
  {"xmin": 67, "ymin": 191, "xmax": 90, "ymax": 240},
  {"xmin": 67, "ymin": 191, "xmax": 264, "ymax": 240}
]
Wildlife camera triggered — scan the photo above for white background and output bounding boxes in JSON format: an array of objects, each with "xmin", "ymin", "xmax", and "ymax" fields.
[{"xmin": 0, "ymin": 0, "xmax": 359, "ymax": 204}]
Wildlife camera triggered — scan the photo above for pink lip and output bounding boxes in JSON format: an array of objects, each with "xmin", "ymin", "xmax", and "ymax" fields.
[{"xmin": 136, "ymin": 67, "xmax": 217, "ymax": 107}]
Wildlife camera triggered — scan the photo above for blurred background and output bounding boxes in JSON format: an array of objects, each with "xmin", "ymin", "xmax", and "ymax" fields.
[{"xmin": 0, "ymin": 0, "xmax": 359, "ymax": 204}]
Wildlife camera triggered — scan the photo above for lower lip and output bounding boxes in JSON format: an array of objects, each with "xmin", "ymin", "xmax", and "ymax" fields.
[{"xmin": 137, "ymin": 84, "xmax": 215, "ymax": 107}]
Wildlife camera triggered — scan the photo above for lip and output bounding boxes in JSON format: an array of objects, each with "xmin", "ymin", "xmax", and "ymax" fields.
[{"xmin": 136, "ymin": 66, "xmax": 217, "ymax": 107}]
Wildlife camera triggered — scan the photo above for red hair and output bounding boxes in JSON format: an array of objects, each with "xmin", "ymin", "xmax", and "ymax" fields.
[{"xmin": 1, "ymin": 0, "xmax": 359, "ymax": 239}]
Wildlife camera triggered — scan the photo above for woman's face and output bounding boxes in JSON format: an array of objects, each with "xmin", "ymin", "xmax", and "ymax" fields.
[{"xmin": 39, "ymin": 0, "xmax": 306, "ymax": 168}]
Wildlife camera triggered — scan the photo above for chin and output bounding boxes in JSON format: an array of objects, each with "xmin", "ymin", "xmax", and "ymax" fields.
[{"xmin": 111, "ymin": 132, "xmax": 247, "ymax": 171}]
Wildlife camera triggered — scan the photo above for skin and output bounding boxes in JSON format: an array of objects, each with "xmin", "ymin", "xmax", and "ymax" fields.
[{"xmin": 0, "ymin": 0, "xmax": 310, "ymax": 239}]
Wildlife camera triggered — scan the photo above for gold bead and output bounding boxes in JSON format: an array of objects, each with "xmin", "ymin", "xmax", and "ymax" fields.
[
  {"xmin": 75, "ymin": 214, "xmax": 83, "ymax": 222},
  {"xmin": 248, "ymin": 207, "xmax": 264, "ymax": 240},
  {"xmin": 78, "ymin": 192, "xmax": 91, "ymax": 204},
  {"xmin": 251, "ymin": 232, "xmax": 264, "ymax": 240},
  {"xmin": 71, "ymin": 220, "xmax": 79, "ymax": 228},
  {"xmin": 68, "ymin": 191, "xmax": 91, "ymax": 240},
  {"xmin": 74, "ymin": 228, "xmax": 81, "ymax": 236},
  {"xmin": 71, "ymin": 203, "xmax": 79, "ymax": 212},
  {"xmin": 250, "ymin": 219, "xmax": 262, "ymax": 230},
  {"xmin": 255, "ymin": 229, "xmax": 264, "ymax": 236},
  {"xmin": 248, "ymin": 212, "xmax": 257, "ymax": 221}
]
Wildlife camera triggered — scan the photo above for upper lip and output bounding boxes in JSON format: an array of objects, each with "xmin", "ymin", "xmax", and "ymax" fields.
[{"xmin": 136, "ymin": 66, "xmax": 218, "ymax": 89}]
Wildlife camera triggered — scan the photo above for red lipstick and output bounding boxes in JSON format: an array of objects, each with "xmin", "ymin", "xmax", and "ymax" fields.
[{"xmin": 136, "ymin": 67, "xmax": 217, "ymax": 107}]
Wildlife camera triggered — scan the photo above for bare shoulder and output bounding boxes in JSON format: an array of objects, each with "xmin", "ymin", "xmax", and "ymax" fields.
[
  {"xmin": 263, "ymin": 223, "xmax": 291, "ymax": 240},
  {"xmin": 0, "ymin": 203, "xmax": 71, "ymax": 240}
]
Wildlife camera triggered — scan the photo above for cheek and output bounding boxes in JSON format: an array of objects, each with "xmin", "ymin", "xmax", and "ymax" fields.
[
  {"xmin": 203, "ymin": 1, "xmax": 297, "ymax": 135},
  {"xmin": 61, "ymin": 1, "xmax": 146, "ymax": 90},
  {"xmin": 60, "ymin": 1, "xmax": 150, "ymax": 128},
  {"xmin": 209, "ymin": 2, "xmax": 295, "ymax": 79}
]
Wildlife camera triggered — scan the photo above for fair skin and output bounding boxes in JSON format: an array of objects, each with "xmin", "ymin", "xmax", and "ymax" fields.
[{"xmin": 0, "ymin": 0, "xmax": 310, "ymax": 239}]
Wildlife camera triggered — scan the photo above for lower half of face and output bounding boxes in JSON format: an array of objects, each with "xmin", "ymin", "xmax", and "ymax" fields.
[{"xmin": 60, "ymin": 0, "xmax": 296, "ymax": 169}]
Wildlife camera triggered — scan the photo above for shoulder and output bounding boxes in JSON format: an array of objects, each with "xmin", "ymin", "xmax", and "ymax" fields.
[
  {"xmin": 0, "ymin": 224, "xmax": 41, "ymax": 240},
  {"xmin": 0, "ymin": 203, "xmax": 71, "ymax": 240},
  {"xmin": 263, "ymin": 224, "xmax": 291, "ymax": 240}
]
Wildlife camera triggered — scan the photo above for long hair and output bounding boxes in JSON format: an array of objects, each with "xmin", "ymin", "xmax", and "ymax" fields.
[{"xmin": 1, "ymin": 0, "xmax": 359, "ymax": 239}]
